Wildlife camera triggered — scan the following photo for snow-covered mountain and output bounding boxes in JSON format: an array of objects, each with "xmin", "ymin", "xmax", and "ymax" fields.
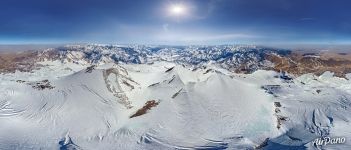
[
  {"xmin": 0, "ymin": 45, "xmax": 351, "ymax": 149},
  {"xmin": 36, "ymin": 44, "xmax": 290, "ymax": 73}
]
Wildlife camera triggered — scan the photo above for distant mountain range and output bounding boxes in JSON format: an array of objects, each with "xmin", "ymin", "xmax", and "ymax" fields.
[{"xmin": 1, "ymin": 44, "xmax": 351, "ymax": 78}]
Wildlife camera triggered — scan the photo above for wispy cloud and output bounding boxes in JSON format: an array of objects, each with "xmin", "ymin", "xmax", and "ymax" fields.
[
  {"xmin": 299, "ymin": 17, "xmax": 315, "ymax": 21},
  {"xmin": 191, "ymin": 0, "xmax": 224, "ymax": 20},
  {"xmin": 154, "ymin": 30, "xmax": 262, "ymax": 44},
  {"xmin": 180, "ymin": 33, "xmax": 259, "ymax": 42},
  {"xmin": 162, "ymin": 24, "xmax": 169, "ymax": 32}
]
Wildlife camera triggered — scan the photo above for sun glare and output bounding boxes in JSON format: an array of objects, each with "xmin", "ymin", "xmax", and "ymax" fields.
[{"xmin": 170, "ymin": 4, "xmax": 186, "ymax": 16}]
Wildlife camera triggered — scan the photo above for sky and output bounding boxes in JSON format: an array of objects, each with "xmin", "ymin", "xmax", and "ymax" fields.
[{"xmin": 0, "ymin": 0, "xmax": 350, "ymax": 46}]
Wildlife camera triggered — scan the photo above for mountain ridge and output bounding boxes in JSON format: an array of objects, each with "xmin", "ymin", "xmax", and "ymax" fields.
[{"xmin": 2, "ymin": 44, "xmax": 351, "ymax": 79}]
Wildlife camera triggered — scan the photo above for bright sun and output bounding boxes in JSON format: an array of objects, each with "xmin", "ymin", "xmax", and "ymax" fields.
[{"xmin": 170, "ymin": 4, "xmax": 186, "ymax": 16}]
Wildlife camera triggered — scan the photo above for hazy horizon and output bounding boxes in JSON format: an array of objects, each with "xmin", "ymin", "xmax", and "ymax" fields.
[{"xmin": 1, "ymin": 43, "xmax": 351, "ymax": 53}]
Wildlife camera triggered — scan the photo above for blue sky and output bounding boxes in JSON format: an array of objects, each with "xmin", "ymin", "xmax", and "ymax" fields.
[{"xmin": 0, "ymin": 0, "xmax": 350, "ymax": 45}]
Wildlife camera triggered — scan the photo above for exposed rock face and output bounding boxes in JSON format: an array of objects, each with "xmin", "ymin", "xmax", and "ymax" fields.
[
  {"xmin": 0, "ymin": 51, "xmax": 41, "ymax": 73},
  {"xmin": 265, "ymin": 52, "xmax": 351, "ymax": 78},
  {"xmin": 85, "ymin": 65, "xmax": 96, "ymax": 73},
  {"xmin": 30, "ymin": 80, "xmax": 55, "ymax": 90},
  {"xmin": 130, "ymin": 100, "xmax": 160, "ymax": 118},
  {"xmin": 103, "ymin": 66, "xmax": 138, "ymax": 109},
  {"xmin": 171, "ymin": 88, "xmax": 183, "ymax": 99},
  {"xmin": 16, "ymin": 79, "xmax": 55, "ymax": 90}
]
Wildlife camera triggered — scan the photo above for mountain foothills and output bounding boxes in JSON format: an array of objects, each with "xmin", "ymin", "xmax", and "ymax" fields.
[{"xmin": 0, "ymin": 44, "xmax": 351, "ymax": 149}]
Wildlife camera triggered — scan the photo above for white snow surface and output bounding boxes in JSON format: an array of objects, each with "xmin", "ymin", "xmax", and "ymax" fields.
[{"xmin": 0, "ymin": 61, "xmax": 350, "ymax": 150}]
